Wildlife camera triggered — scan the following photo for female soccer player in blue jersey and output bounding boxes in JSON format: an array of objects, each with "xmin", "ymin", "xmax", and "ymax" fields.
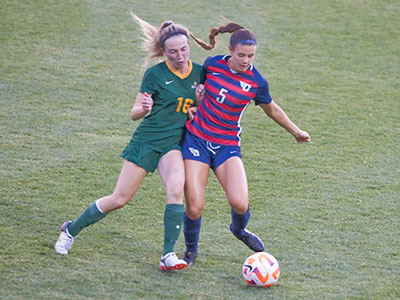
[
  {"xmin": 181, "ymin": 22, "xmax": 311, "ymax": 265},
  {"xmin": 55, "ymin": 13, "xmax": 203, "ymax": 271}
]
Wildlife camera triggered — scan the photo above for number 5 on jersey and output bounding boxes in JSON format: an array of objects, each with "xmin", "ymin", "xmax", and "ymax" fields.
[
  {"xmin": 216, "ymin": 88, "xmax": 228, "ymax": 104},
  {"xmin": 176, "ymin": 97, "xmax": 194, "ymax": 113}
]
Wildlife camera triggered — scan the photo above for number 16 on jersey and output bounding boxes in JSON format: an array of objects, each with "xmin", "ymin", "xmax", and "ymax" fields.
[{"xmin": 176, "ymin": 97, "xmax": 194, "ymax": 113}]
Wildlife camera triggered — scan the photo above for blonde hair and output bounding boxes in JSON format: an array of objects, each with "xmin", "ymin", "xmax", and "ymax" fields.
[
  {"xmin": 130, "ymin": 11, "xmax": 190, "ymax": 66},
  {"xmin": 191, "ymin": 21, "xmax": 256, "ymax": 50}
]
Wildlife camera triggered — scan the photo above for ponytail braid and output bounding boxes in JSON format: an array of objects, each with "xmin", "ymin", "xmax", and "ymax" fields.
[{"xmin": 191, "ymin": 22, "xmax": 244, "ymax": 50}]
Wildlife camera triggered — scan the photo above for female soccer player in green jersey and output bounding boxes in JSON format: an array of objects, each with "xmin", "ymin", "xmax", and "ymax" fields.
[{"xmin": 55, "ymin": 12, "xmax": 203, "ymax": 271}]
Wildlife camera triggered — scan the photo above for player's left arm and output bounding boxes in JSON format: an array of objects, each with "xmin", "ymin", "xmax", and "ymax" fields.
[{"xmin": 259, "ymin": 101, "xmax": 311, "ymax": 143}]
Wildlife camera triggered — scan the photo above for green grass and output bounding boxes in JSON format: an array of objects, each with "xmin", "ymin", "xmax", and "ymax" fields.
[{"xmin": 1, "ymin": 0, "xmax": 399, "ymax": 299}]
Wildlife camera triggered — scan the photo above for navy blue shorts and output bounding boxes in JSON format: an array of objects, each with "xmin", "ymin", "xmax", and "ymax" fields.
[{"xmin": 182, "ymin": 131, "xmax": 242, "ymax": 171}]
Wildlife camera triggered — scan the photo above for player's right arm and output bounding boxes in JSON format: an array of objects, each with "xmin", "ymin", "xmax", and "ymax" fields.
[
  {"xmin": 188, "ymin": 62, "xmax": 208, "ymax": 120},
  {"xmin": 130, "ymin": 92, "xmax": 153, "ymax": 121}
]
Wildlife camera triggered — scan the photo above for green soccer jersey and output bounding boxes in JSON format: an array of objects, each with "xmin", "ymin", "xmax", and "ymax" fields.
[{"xmin": 130, "ymin": 59, "xmax": 203, "ymax": 150}]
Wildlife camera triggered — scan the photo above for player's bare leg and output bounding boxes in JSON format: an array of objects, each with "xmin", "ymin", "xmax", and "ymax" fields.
[
  {"xmin": 215, "ymin": 157, "xmax": 264, "ymax": 252},
  {"xmin": 182, "ymin": 160, "xmax": 210, "ymax": 265},
  {"xmin": 55, "ymin": 160, "xmax": 147, "ymax": 255},
  {"xmin": 158, "ymin": 150, "xmax": 187, "ymax": 270}
]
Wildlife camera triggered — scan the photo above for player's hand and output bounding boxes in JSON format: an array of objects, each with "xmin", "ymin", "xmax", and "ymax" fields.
[
  {"xmin": 188, "ymin": 106, "xmax": 198, "ymax": 120},
  {"xmin": 195, "ymin": 84, "xmax": 205, "ymax": 103},
  {"xmin": 142, "ymin": 92, "xmax": 153, "ymax": 112},
  {"xmin": 294, "ymin": 130, "xmax": 311, "ymax": 143}
]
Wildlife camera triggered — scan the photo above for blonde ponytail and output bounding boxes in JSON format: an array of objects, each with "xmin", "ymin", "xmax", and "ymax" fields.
[{"xmin": 130, "ymin": 11, "xmax": 190, "ymax": 67}]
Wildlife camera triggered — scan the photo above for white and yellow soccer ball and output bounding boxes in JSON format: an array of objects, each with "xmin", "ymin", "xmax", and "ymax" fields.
[{"xmin": 242, "ymin": 252, "xmax": 280, "ymax": 287}]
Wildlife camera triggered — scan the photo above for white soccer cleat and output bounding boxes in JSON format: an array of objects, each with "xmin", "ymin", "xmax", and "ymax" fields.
[
  {"xmin": 55, "ymin": 221, "xmax": 75, "ymax": 255},
  {"xmin": 160, "ymin": 252, "xmax": 187, "ymax": 271}
]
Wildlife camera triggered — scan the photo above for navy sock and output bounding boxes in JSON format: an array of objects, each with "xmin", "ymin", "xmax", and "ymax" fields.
[
  {"xmin": 183, "ymin": 213, "xmax": 202, "ymax": 252},
  {"xmin": 231, "ymin": 207, "xmax": 250, "ymax": 237}
]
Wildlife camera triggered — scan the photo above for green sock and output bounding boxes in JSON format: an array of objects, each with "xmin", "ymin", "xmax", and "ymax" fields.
[
  {"xmin": 163, "ymin": 203, "xmax": 184, "ymax": 255},
  {"xmin": 67, "ymin": 201, "xmax": 107, "ymax": 237}
]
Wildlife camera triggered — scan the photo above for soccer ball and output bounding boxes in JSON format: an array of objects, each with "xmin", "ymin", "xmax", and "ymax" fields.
[{"xmin": 242, "ymin": 252, "xmax": 280, "ymax": 287}]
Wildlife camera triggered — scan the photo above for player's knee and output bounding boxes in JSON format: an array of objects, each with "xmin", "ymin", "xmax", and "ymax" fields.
[
  {"xmin": 234, "ymin": 205, "xmax": 248, "ymax": 215},
  {"xmin": 230, "ymin": 199, "xmax": 248, "ymax": 215},
  {"xmin": 186, "ymin": 209, "xmax": 203, "ymax": 220},
  {"xmin": 111, "ymin": 194, "xmax": 132, "ymax": 210},
  {"xmin": 186, "ymin": 202, "xmax": 204, "ymax": 220},
  {"xmin": 166, "ymin": 182, "xmax": 184, "ymax": 203}
]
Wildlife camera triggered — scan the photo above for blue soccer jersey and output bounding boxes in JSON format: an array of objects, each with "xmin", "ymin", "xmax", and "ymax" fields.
[{"xmin": 186, "ymin": 55, "xmax": 272, "ymax": 145}]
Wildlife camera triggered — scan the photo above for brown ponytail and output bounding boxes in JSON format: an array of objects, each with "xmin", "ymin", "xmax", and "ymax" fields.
[{"xmin": 191, "ymin": 22, "xmax": 256, "ymax": 51}]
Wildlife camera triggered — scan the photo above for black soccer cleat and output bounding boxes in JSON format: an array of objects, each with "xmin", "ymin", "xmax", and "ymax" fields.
[
  {"xmin": 230, "ymin": 223, "xmax": 264, "ymax": 252},
  {"xmin": 182, "ymin": 251, "xmax": 198, "ymax": 266}
]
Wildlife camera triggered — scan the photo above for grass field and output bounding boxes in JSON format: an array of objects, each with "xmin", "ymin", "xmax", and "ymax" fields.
[{"xmin": 1, "ymin": 0, "xmax": 399, "ymax": 299}]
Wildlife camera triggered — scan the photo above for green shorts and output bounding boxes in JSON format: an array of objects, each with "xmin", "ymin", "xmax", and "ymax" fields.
[{"xmin": 120, "ymin": 141, "xmax": 181, "ymax": 173}]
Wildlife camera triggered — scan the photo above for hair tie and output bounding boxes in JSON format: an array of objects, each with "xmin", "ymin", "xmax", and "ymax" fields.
[{"xmin": 161, "ymin": 21, "xmax": 173, "ymax": 30}]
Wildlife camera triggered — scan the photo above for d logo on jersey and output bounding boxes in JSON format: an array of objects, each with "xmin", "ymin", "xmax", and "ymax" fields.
[
  {"xmin": 189, "ymin": 147, "xmax": 200, "ymax": 157},
  {"xmin": 240, "ymin": 81, "xmax": 251, "ymax": 92}
]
